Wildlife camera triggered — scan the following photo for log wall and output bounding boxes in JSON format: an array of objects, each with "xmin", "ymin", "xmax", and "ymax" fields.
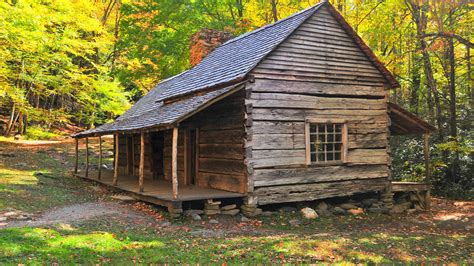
[
  {"xmin": 162, "ymin": 90, "xmax": 247, "ymax": 193},
  {"xmin": 117, "ymin": 134, "xmax": 154, "ymax": 179},
  {"xmin": 247, "ymin": 5, "xmax": 391, "ymax": 205}
]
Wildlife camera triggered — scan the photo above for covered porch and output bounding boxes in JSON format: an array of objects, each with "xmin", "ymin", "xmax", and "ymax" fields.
[{"xmin": 74, "ymin": 169, "xmax": 243, "ymax": 210}]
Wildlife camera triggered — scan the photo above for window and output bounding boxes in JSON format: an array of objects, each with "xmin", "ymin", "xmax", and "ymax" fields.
[{"xmin": 305, "ymin": 119, "xmax": 347, "ymax": 165}]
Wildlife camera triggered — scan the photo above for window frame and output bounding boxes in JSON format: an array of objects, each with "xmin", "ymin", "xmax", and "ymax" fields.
[{"xmin": 305, "ymin": 118, "xmax": 348, "ymax": 166}]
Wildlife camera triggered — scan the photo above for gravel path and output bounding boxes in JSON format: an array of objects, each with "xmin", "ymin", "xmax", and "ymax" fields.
[{"xmin": 2, "ymin": 201, "xmax": 145, "ymax": 228}]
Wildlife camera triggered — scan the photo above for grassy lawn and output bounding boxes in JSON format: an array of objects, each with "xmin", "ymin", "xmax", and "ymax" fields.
[
  {"xmin": 0, "ymin": 221, "xmax": 471, "ymax": 264},
  {"xmin": 0, "ymin": 138, "xmax": 472, "ymax": 264}
]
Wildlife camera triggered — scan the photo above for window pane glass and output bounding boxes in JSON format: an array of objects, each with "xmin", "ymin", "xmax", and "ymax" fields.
[
  {"xmin": 327, "ymin": 152, "xmax": 333, "ymax": 160},
  {"xmin": 318, "ymin": 153, "xmax": 325, "ymax": 162},
  {"xmin": 309, "ymin": 123, "xmax": 344, "ymax": 163},
  {"xmin": 328, "ymin": 134, "xmax": 333, "ymax": 142}
]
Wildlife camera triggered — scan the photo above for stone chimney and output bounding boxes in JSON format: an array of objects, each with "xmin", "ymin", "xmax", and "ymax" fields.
[{"xmin": 190, "ymin": 29, "xmax": 233, "ymax": 67}]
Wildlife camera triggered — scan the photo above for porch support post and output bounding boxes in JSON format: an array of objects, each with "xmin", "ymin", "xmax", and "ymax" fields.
[
  {"xmin": 172, "ymin": 127, "xmax": 179, "ymax": 199},
  {"xmin": 423, "ymin": 133, "xmax": 430, "ymax": 181},
  {"xmin": 85, "ymin": 137, "xmax": 89, "ymax": 178},
  {"xmin": 98, "ymin": 136, "xmax": 102, "ymax": 180},
  {"xmin": 113, "ymin": 133, "xmax": 119, "ymax": 185},
  {"xmin": 74, "ymin": 138, "xmax": 79, "ymax": 174},
  {"xmin": 139, "ymin": 132, "xmax": 145, "ymax": 192}
]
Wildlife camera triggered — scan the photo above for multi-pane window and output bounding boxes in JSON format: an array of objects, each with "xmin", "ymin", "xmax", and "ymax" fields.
[{"xmin": 308, "ymin": 122, "xmax": 346, "ymax": 164}]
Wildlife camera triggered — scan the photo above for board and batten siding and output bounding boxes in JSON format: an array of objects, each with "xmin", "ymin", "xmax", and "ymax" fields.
[{"xmin": 247, "ymin": 5, "xmax": 391, "ymax": 205}]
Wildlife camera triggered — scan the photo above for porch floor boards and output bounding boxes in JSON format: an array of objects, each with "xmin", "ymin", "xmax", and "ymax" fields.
[{"xmin": 74, "ymin": 170, "xmax": 245, "ymax": 204}]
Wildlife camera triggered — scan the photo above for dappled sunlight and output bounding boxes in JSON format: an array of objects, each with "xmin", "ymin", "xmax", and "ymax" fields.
[
  {"xmin": 0, "ymin": 227, "xmax": 165, "ymax": 263},
  {"xmin": 0, "ymin": 169, "xmax": 38, "ymax": 185}
]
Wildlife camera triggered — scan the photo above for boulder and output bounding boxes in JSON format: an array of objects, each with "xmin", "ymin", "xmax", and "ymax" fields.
[
  {"xmin": 209, "ymin": 219, "xmax": 219, "ymax": 224},
  {"xmin": 316, "ymin": 209, "xmax": 332, "ymax": 217},
  {"xmin": 301, "ymin": 207, "xmax": 318, "ymax": 219},
  {"xmin": 191, "ymin": 213, "xmax": 202, "ymax": 221},
  {"xmin": 347, "ymin": 208, "xmax": 364, "ymax": 215},
  {"xmin": 262, "ymin": 211, "xmax": 274, "ymax": 217}
]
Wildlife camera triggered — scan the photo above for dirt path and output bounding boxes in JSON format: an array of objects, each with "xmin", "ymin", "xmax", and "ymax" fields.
[{"xmin": 2, "ymin": 201, "xmax": 151, "ymax": 228}]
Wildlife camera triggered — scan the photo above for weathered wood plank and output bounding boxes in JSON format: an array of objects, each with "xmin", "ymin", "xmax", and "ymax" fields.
[
  {"xmin": 254, "ymin": 164, "xmax": 389, "ymax": 187},
  {"xmin": 251, "ymin": 80, "xmax": 385, "ymax": 97},
  {"xmin": 199, "ymin": 158, "xmax": 245, "ymax": 175},
  {"xmin": 199, "ymin": 129, "xmax": 244, "ymax": 144},
  {"xmin": 348, "ymin": 133, "xmax": 388, "ymax": 149},
  {"xmin": 74, "ymin": 138, "xmax": 79, "ymax": 174},
  {"xmin": 197, "ymin": 172, "xmax": 247, "ymax": 194},
  {"xmin": 347, "ymin": 149, "xmax": 388, "ymax": 165},
  {"xmin": 199, "ymin": 143, "xmax": 244, "ymax": 160},
  {"xmin": 252, "ymin": 134, "xmax": 305, "ymax": 150},
  {"xmin": 255, "ymin": 178, "xmax": 389, "ymax": 205},
  {"xmin": 252, "ymin": 108, "xmax": 387, "ymax": 122},
  {"xmin": 249, "ymin": 93, "xmax": 386, "ymax": 110},
  {"xmin": 252, "ymin": 73, "xmax": 385, "ymax": 87},
  {"xmin": 251, "ymin": 149, "xmax": 306, "ymax": 168},
  {"xmin": 252, "ymin": 121, "xmax": 305, "ymax": 134}
]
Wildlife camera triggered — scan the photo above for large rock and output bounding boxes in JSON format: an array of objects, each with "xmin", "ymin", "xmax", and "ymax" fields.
[
  {"xmin": 348, "ymin": 208, "xmax": 364, "ymax": 215},
  {"xmin": 301, "ymin": 207, "xmax": 318, "ymax": 219},
  {"xmin": 184, "ymin": 209, "xmax": 204, "ymax": 216}
]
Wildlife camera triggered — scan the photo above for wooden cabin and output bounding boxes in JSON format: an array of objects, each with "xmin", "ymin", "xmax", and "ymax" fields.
[{"xmin": 73, "ymin": 1, "xmax": 435, "ymax": 216}]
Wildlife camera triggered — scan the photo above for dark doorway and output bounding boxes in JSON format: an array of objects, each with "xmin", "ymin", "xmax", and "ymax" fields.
[
  {"xmin": 187, "ymin": 129, "xmax": 198, "ymax": 185},
  {"xmin": 150, "ymin": 131, "xmax": 164, "ymax": 179}
]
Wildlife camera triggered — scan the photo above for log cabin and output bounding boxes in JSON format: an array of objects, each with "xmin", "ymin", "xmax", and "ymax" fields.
[{"xmin": 72, "ymin": 0, "xmax": 435, "ymax": 216}]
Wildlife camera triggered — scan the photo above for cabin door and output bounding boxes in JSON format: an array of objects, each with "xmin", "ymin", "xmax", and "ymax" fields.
[{"xmin": 185, "ymin": 129, "xmax": 198, "ymax": 185}]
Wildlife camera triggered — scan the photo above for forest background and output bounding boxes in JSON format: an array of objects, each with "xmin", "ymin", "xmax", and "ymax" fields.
[{"xmin": 0, "ymin": 0, "xmax": 472, "ymax": 198}]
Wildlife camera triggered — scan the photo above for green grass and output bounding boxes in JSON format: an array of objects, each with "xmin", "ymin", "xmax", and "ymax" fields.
[
  {"xmin": 24, "ymin": 126, "xmax": 64, "ymax": 140},
  {"xmin": 0, "ymin": 222, "xmax": 471, "ymax": 264},
  {"xmin": 0, "ymin": 142, "xmax": 100, "ymax": 212}
]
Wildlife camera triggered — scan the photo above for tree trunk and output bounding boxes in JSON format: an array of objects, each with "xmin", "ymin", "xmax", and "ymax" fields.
[
  {"xmin": 407, "ymin": 0, "xmax": 439, "ymax": 132},
  {"xmin": 270, "ymin": 0, "xmax": 278, "ymax": 22}
]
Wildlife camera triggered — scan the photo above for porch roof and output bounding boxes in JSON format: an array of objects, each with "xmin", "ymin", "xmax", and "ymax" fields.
[
  {"xmin": 73, "ymin": 83, "xmax": 244, "ymax": 138},
  {"xmin": 389, "ymin": 102, "xmax": 436, "ymax": 135}
]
